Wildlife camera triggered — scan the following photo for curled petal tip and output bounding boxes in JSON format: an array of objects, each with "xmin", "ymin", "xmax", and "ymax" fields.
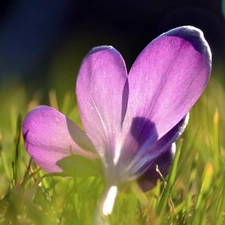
[
  {"xmin": 83, "ymin": 45, "xmax": 119, "ymax": 59},
  {"xmin": 164, "ymin": 25, "xmax": 212, "ymax": 69}
]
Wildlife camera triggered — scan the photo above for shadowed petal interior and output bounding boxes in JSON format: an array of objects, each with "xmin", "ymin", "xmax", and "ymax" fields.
[
  {"xmin": 128, "ymin": 114, "xmax": 189, "ymax": 179},
  {"xmin": 137, "ymin": 144, "xmax": 176, "ymax": 192},
  {"xmin": 114, "ymin": 114, "xmax": 188, "ymax": 184}
]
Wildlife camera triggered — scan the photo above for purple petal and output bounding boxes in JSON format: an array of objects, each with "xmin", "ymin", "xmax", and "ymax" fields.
[
  {"xmin": 135, "ymin": 114, "xmax": 189, "ymax": 191},
  {"xmin": 124, "ymin": 26, "xmax": 211, "ymax": 146},
  {"xmin": 22, "ymin": 106, "xmax": 96, "ymax": 172},
  {"xmin": 119, "ymin": 114, "xmax": 188, "ymax": 182},
  {"xmin": 76, "ymin": 46, "xmax": 128, "ymax": 162},
  {"xmin": 137, "ymin": 144, "xmax": 176, "ymax": 192}
]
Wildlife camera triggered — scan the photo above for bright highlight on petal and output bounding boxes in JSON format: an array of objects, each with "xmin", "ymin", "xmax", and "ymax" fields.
[{"xmin": 102, "ymin": 186, "xmax": 118, "ymax": 216}]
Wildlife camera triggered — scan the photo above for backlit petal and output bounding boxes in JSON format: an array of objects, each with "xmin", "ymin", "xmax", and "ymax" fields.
[
  {"xmin": 124, "ymin": 26, "xmax": 211, "ymax": 146},
  {"xmin": 76, "ymin": 46, "xmax": 128, "ymax": 164},
  {"xmin": 22, "ymin": 106, "xmax": 96, "ymax": 172}
]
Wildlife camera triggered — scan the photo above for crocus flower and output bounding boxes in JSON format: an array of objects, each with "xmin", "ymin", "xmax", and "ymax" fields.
[{"xmin": 22, "ymin": 26, "xmax": 211, "ymax": 216}]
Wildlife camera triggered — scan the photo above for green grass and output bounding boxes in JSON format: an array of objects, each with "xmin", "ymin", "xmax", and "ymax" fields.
[{"xmin": 0, "ymin": 75, "xmax": 225, "ymax": 225}]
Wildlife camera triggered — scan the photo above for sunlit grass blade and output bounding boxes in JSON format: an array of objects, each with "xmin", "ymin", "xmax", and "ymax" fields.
[
  {"xmin": 12, "ymin": 114, "xmax": 22, "ymax": 186},
  {"xmin": 212, "ymin": 108, "xmax": 220, "ymax": 176},
  {"xmin": 185, "ymin": 153, "xmax": 199, "ymax": 224},
  {"xmin": 214, "ymin": 184, "xmax": 225, "ymax": 225},
  {"xmin": 192, "ymin": 163, "xmax": 214, "ymax": 224},
  {"xmin": 49, "ymin": 89, "xmax": 59, "ymax": 110},
  {"xmin": 156, "ymin": 140, "xmax": 183, "ymax": 216},
  {"xmin": 0, "ymin": 127, "xmax": 11, "ymax": 180},
  {"xmin": 197, "ymin": 163, "xmax": 214, "ymax": 209}
]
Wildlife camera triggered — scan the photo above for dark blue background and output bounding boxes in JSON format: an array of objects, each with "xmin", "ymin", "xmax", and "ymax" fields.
[{"xmin": 0, "ymin": 0, "xmax": 224, "ymax": 93}]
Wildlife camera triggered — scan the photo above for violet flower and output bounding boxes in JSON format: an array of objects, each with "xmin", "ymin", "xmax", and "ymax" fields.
[{"xmin": 22, "ymin": 26, "xmax": 211, "ymax": 216}]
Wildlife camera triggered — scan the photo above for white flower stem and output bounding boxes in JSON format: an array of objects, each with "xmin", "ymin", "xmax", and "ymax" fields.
[
  {"xmin": 102, "ymin": 185, "xmax": 117, "ymax": 215},
  {"xmin": 94, "ymin": 185, "xmax": 118, "ymax": 225}
]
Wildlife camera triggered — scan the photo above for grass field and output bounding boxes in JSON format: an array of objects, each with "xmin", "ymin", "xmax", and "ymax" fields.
[{"xmin": 0, "ymin": 63, "xmax": 225, "ymax": 225}]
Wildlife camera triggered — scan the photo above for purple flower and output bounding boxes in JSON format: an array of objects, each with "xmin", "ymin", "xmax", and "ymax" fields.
[{"xmin": 22, "ymin": 26, "xmax": 211, "ymax": 197}]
